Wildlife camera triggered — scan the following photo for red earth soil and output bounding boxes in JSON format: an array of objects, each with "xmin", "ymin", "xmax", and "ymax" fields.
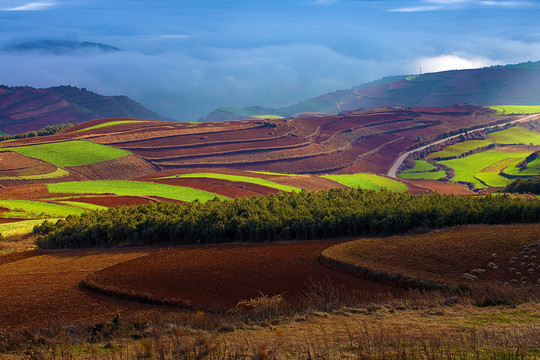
[
  {"xmin": 0, "ymin": 241, "xmax": 398, "ymax": 330},
  {"xmin": 84, "ymin": 240, "xmax": 400, "ymax": 311},
  {"xmin": 406, "ymin": 179, "xmax": 476, "ymax": 195},
  {"xmin": 0, "ymin": 152, "xmax": 47, "ymax": 171},
  {"xmin": 61, "ymin": 195, "xmax": 156, "ymax": 207},
  {"xmin": 0, "ymin": 248, "xmax": 177, "ymax": 331},
  {"xmin": 149, "ymin": 177, "xmax": 281, "ymax": 198},
  {"xmin": 0, "ymin": 184, "xmax": 51, "ymax": 199}
]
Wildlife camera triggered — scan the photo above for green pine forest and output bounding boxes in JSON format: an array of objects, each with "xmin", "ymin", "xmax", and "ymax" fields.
[{"xmin": 34, "ymin": 188, "xmax": 540, "ymax": 249}]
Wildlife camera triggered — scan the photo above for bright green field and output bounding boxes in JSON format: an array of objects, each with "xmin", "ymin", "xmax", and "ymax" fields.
[
  {"xmin": 428, "ymin": 126, "xmax": 540, "ymax": 159},
  {"xmin": 76, "ymin": 120, "xmax": 151, "ymax": 132},
  {"xmin": 322, "ymin": 173, "xmax": 407, "ymax": 192},
  {"xmin": 427, "ymin": 140, "xmax": 491, "ymax": 159},
  {"xmin": 0, "ymin": 140, "xmax": 130, "ymax": 167},
  {"xmin": 0, "ymin": 168, "xmax": 69, "ymax": 181},
  {"xmin": 487, "ymin": 126, "xmax": 540, "ymax": 145},
  {"xmin": 57, "ymin": 201, "xmax": 109, "ymax": 211},
  {"xmin": 248, "ymin": 171, "xmax": 309, "ymax": 177},
  {"xmin": 399, "ymin": 170, "xmax": 446, "ymax": 180},
  {"xmin": 0, "ymin": 219, "xmax": 59, "ymax": 237},
  {"xmin": 166, "ymin": 173, "xmax": 301, "ymax": 192},
  {"xmin": 47, "ymin": 180, "xmax": 225, "ymax": 202},
  {"xmin": 401, "ymin": 160, "xmax": 437, "ymax": 173},
  {"xmin": 440, "ymin": 150, "xmax": 530, "ymax": 188},
  {"xmin": 398, "ymin": 161, "xmax": 446, "ymax": 180},
  {"xmin": 0, "ymin": 199, "xmax": 89, "ymax": 218},
  {"xmin": 505, "ymin": 157, "xmax": 540, "ymax": 176},
  {"xmin": 488, "ymin": 105, "xmax": 540, "ymax": 115}
]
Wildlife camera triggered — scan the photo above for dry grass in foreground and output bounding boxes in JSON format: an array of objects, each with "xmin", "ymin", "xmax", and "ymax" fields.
[{"xmin": 1, "ymin": 289, "xmax": 538, "ymax": 359}]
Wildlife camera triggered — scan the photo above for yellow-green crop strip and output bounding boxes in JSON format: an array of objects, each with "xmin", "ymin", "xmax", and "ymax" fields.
[
  {"xmin": 164, "ymin": 173, "xmax": 301, "ymax": 192},
  {"xmin": 0, "ymin": 168, "xmax": 69, "ymax": 181},
  {"xmin": 47, "ymin": 180, "xmax": 226, "ymax": 202},
  {"xmin": 57, "ymin": 201, "xmax": 109, "ymax": 211},
  {"xmin": 75, "ymin": 120, "xmax": 152, "ymax": 132},
  {"xmin": 0, "ymin": 199, "xmax": 89, "ymax": 218},
  {"xmin": 248, "ymin": 170, "xmax": 309, "ymax": 177},
  {"xmin": 0, "ymin": 219, "xmax": 60, "ymax": 237},
  {"xmin": 322, "ymin": 173, "xmax": 407, "ymax": 192},
  {"xmin": 488, "ymin": 105, "xmax": 540, "ymax": 115},
  {"xmin": 0, "ymin": 140, "xmax": 130, "ymax": 167}
]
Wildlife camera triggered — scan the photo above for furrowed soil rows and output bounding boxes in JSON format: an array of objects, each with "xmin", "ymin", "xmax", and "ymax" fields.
[
  {"xmin": 60, "ymin": 195, "xmax": 155, "ymax": 207},
  {"xmin": 83, "ymin": 240, "xmax": 398, "ymax": 310},
  {"xmin": 149, "ymin": 177, "xmax": 281, "ymax": 198},
  {"xmin": 0, "ymin": 248, "xmax": 167, "ymax": 331}
]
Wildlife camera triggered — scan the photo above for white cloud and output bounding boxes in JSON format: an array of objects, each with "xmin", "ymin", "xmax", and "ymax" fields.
[
  {"xmin": 388, "ymin": 5, "xmax": 442, "ymax": 12},
  {"xmin": 480, "ymin": 1, "xmax": 535, "ymax": 6},
  {"xmin": 1, "ymin": 1, "xmax": 55, "ymax": 11},
  {"xmin": 415, "ymin": 54, "xmax": 495, "ymax": 73}
]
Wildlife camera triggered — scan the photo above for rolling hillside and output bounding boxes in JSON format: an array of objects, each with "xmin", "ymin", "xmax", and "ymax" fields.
[
  {"xmin": 204, "ymin": 61, "xmax": 540, "ymax": 121},
  {"xmin": 0, "ymin": 85, "xmax": 172, "ymax": 134}
]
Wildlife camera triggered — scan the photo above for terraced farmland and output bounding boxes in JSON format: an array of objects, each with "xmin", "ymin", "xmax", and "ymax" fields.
[
  {"xmin": 46, "ymin": 180, "xmax": 226, "ymax": 203},
  {"xmin": 322, "ymin": 173, "xmax": 407, "ymax": 192},
  {"xmin": 440, "ymin": 150, "xmax": 530, "ymax": 188},
  {"xmin": 0, "ymin": 140, "xmax": 130, "ymax": 167}
]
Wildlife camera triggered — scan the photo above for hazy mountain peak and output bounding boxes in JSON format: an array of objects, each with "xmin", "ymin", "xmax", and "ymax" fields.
[{"xmin": 4, "ymin": 40, "xmax": 120, "ymax": 54}]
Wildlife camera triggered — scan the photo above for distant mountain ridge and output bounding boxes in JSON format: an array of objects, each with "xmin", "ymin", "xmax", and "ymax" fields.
[
  {"xmin": 0, "ymin": 85, "xmax": 172, "ymax": 134},
  {"xmin": 203, "ymin": 61, "xmax": 540, "ymax": 122},
  {"xmin": 4, "ymin": 40, "xmax": 120, "ymax": 54}
]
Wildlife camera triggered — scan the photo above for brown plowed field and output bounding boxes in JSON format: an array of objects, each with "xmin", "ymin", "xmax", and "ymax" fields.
[
  {"xmin": 149, "ymin": 177, "xmax": 280, "ymax": 198},
  {"xmin": 84, "ymin": 240, "xmax": 398, "ymax": 310},
  {"xmin": 406, "ymin": 179, "xmax": 476, "ymax": 195},
  {"xmin": 0, "ymin": 248, "xmax": 173, "ymax": 331},
  {"xmin": 61, "ymin": 195, "xmax": 155, "ymax": 207},
  {"xmin": 0, "ymin": 184, "xmax": 51, "ymax": 199},
  {"xmin": 0, "ymin": 240, "xmax": 399, "ymax": 330},
  {"xmin": 63, "ymin": 155, "xmax": 157, "ymax": 181},
  {"xmin": 0, "ymin": 152, "xmax": 46, "ymax": 171},
  {"xmin": 322, "ymin": 224, "xmax": 540, "ymax": 288}
]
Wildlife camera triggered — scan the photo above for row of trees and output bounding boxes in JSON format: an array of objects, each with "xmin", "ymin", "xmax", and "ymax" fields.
[
  {"xmin": 34, "ymin": 188, "xmax": 540, "ymax": 249},
  {"xmin": 0, "ymin": 123, "xmax": 74, "ymax": 141},
  {"xmin": 505, "ymin": 176, "xmax": 540, "ymax": 195}
]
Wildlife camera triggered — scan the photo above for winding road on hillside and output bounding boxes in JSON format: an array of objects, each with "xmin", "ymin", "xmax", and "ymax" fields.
[{"xmin": 387, "ymin": 113, "xmax": 540, "ymax": 178}]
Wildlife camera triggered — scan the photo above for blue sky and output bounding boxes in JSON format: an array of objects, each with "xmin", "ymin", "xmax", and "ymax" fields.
[{"xmin": 0, "ymin": 0, "xmax": 539, "ymax": 120}]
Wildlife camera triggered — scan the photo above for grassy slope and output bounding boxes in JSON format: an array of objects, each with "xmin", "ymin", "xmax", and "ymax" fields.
[
  {"xmin": 428, "ymin": 126, "xmax": 540, "ymax": 160},
  {"xmin": 440, "ymin": 150, "xmax": 530, "ymax": 188},
  {"xmin": 0, "ymin": 140, "xmax": 130, "ymax": 167},
  {"xmin": 170, "ymin": 173, "xmax": 302, "ymax": 192},
  {"xmin": 0, "ymin": 219, "xmax": 60, "ymax": 237},
  {"xmin": 75, "ymin": 120, "xmax": 151, "ymax": 132},
  {"xmin": 321, "ymin": 173, "xmax": 407, "ymax": 192},
  {"xmin": 488, "ymin": 105, "xmax": 540, "ymax": 115},
  {"xmin": 46, "ymin": 180, "xmax": 226, "ymax": 202},
  {"xmin": 398, "ymin": 160, "xmax": 446, "ymax": 180},
  {"xmin": 0, "ymin": 199, "xmax": 89, "ymax": 218},
  {"xmin": 505, "ymin": 157, "xmax": 540, "ymax": 175}
]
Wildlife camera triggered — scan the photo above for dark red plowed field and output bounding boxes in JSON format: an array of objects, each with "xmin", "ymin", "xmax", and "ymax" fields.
[{"xmin": 84, "ymin": 240, "xmax": 399, "ymax": 310}]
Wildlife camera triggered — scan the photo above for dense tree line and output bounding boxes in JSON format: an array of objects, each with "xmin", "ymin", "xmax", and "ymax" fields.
[
  {"xmin": 504, "ymin": 176, "xmax": 540, "ymax": 194},
  {"xmin": 34, "ymin": 188, "xmax": 540, "ymax": 249},
  {"xmin": 0, "ymin": 123, "xmax": 74, "ymax": 141}
]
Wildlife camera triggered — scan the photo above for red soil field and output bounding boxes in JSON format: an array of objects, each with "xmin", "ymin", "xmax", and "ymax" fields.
[
  {"xmin": 84, "ymin": 240, "xmax": 399, "ymax": 310},
  {"xmin": 149, "ymin": 177, "xmax": 281, "ymax": 198},
  {"xmin": 406, "ymin": 179, "xmax": 476, "ymax": 195},
  {"xmin": 0, "ymin": 184, "xmax": 51, "ymax": 199},
  {"xmin": 0, "ymin": 152, "xmax": 45, "ymax": 171},
  {"xmin": 61, "ymin": 195, "xmax": 155, "ymax": 207},
  {"xmin": 323, "ymin": 224, "xmax": 540, "ymax": 288},
  {"xmin": 0, "ymin": 248, "xmax": 172, "ymax": 331}
]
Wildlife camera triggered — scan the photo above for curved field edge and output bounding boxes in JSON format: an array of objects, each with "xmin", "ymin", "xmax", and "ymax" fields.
[
  {"xmin": 46, "ymin": 180, "xmax": 226, "ymax": 202},
  {"xmin": 488, "ymin": 105, "xmax": 540, "ymax": 115},
  {"xmin": 0, "ymin": 140, "xmax": 131, "ymax": 167},
  {"xmin": 75, "ymin": 120, "xmax": 152, "ymax": 132},
  {"xmin": 163, "ymin": 172, "xmax": 301, "ymax": 192},
  {"xmin": 321, "ymin": 173, "xmax": 407, "ymax": 192},
  {"xmin": 321, "ymin": 223, "xmax": 540, "ymax": 291}
]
